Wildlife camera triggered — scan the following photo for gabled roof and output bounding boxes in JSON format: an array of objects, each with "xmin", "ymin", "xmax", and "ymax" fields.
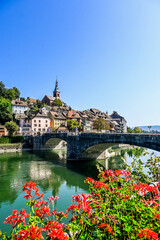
[
  {"xmin": 11, "ymin": 99, "xmax": 27, "ymax": 107},
  {"xmin": 50, "ymin": 111, "xmax": 66, "ymax": 120},
  {"xmin": 27, "ymin": 98, "xmax": 37, "ymax": 103},
  {"xmin": 110, "ymin": 111, "xmax": 126, "ymax": 122},
  {"xmin": 78, "ymin": 111, "xmax": 88, "ymax": 119},
  {"xmin": 31, "ymin": 111, "xmax": 50, "ymax": 119},
  {"xmin": 45, "ymin": 95, "xmax": 56, "ymax": 101},
  {"xmin": 90, "ymin": 108, "xmax": 101, "ymax": 114},
  {"xmin": 67, "ymin": 110, "xmax": 80, "ymax": 119}
]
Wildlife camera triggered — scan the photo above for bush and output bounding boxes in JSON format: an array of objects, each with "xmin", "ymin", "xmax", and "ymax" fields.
[
  {"xmin": 0, "ymin": 136, "xmax": 10, "ymax": 144},
  {"xmin": 0, "ymin": 136, "xmax": 24, "ymax": 144},
  {"xmin": 10, "ymin": 135, "xmax": 24, "ymax": 143}
]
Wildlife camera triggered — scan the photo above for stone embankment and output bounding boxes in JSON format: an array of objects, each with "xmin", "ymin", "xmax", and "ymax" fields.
[{"xmin": 0, "ymin": 144, "xmax": 22, "ymax": 153}]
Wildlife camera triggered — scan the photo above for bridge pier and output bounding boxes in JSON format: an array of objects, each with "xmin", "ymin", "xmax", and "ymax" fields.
[
  {"xmin": 67, "ymin": 136, "xmax": 82, "ymax": 160},
  {"xmin": 33, "ymin": 135, "xmax": 43, "ymax": 149}
]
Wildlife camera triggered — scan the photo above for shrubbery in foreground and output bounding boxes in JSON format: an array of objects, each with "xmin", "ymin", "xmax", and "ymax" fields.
[{"xmin": 0, "ymin": 153, "xmax": 160, "ymax": 240}]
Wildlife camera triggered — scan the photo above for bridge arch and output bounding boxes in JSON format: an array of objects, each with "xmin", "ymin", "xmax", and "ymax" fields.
[
  {"xmin": 67, "ymin": 133, "xmax": 160, "ymax": 160},
  {"xmin": 43, "ymin": 138, "xmax": 67, "ymax": 150}
]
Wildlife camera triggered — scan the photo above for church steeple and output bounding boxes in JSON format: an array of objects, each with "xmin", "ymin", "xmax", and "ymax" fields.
[{"xmin": 53, "ymin": 77, "xmax": 60, "ymax": 99}]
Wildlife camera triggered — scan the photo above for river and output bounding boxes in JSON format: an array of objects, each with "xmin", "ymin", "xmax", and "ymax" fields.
[{"xmin": 0, "ymin": 145, "xmax": 159, "ymax": 234}]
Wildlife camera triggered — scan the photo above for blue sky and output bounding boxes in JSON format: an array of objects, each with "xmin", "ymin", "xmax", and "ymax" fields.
[{"xmin": 0, "ymin": 0, "xmax": 160, "ymax": 127}]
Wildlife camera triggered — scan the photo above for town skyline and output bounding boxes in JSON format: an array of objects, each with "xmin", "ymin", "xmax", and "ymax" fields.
[{"xmin": 1, "ymin": 0, "xmax": 160, "ymax": 127}]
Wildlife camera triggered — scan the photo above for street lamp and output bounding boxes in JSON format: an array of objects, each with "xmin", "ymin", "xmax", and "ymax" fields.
[{"xmin": 148, "ymin": 126, "xmax": 152, "ymax": 133}]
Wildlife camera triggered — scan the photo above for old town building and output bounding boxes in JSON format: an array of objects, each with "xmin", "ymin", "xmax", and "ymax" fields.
[{"xmin": 11, "ymin": 99, "xmax": 29, "ymax": 114}]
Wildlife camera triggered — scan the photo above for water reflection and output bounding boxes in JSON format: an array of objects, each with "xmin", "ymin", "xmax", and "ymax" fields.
[{"xmin": 0, "ymin": 146, "xmax": 146, "ymax": 206}]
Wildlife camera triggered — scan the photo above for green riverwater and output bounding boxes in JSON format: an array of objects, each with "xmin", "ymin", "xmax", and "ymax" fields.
[{"xmin": 0, "ymin": 147, "xmax": 159, "ymax": 234}]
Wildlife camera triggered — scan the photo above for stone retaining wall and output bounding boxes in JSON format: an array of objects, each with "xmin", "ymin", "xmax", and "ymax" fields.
[{"xmin": 0, "ymin": 144, "xmax": 22, "ymax": 153}]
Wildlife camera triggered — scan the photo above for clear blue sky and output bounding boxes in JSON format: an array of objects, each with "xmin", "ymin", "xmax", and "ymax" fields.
[{"xmin": 0, "ymin": 0, "xmax": 160, "ymax": 127}]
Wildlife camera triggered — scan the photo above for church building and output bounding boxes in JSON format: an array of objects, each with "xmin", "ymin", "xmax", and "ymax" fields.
[{"xmin": 42, "ymin": 78, "xmax": 61, "ymax": 106}]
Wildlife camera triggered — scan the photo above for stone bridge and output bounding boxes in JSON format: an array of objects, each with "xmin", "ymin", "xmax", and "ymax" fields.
[{"xmin": 24, "ymin": 133, "xmax": 160, "ymax": 160}]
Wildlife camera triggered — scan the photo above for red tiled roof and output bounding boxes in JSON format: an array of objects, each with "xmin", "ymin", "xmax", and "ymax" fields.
[{"xmin": 67, "ymin": 110, "xmax": 80, "ymax": 119}]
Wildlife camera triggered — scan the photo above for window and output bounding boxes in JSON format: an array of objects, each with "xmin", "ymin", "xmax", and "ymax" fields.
[
  {"xmin": 46, "ymin": 125, "xmax": 48, "ymax": 127},
  {"xmin": 43, "ymin": 128, "xmax": 45, "ymax": 132},
  {"xmin": 34, "ymin": 120, "xmax": 36, "ymax": 122},
  {"xmin": 34, "ymin": 128, "xmax": 36, "ymax": 131},
  {"xmin": 46, "ymin": 120, "xmax": 48, "ymax": 123},
  {"xmin": 38, "ymin": 128, "xmax": 41, "ymax": 131},
  {"xmin": 34, "ymin": 124, "xmax": 37, "ymax": 127},
  {"xmin": 39, "ymin": 124, "xmax": 41, "ymax": 127},
  {"xmin": 39, "ymin": 120, "xmax": 41, "ymax": 122}
]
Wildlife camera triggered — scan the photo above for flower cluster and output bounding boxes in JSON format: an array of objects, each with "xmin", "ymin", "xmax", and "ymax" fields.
[
  {"xmin": 4, "ymin": 209, "xmax": 29, "ymax": 228},
  {"xmin": 3, "ymin": 181, "xmax": 68, "ymax": 240},
  {"xmin": 137, "ymin": 228, "xmax": 159, "ymax": 240}
]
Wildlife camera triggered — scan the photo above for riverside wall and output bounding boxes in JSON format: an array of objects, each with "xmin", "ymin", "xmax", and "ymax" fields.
[{"xmin": 0, "ymin": 144, "xmax": 23, "ymax": 153}]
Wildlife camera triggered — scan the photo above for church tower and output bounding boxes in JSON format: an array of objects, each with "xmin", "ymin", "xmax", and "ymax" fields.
[{"xmin": 53, "ymin": 77, "xmax": 60, "ymax": 99}]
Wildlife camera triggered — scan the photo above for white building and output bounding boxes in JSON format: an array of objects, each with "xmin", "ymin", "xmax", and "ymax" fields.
[{"xmin": 11, "ymin": 99, "xmax": 29, "ymax": 114}]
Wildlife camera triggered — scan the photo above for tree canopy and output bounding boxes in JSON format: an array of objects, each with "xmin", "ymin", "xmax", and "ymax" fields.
[
  {"xmin": 67, "ymin": 119, "xmax": 81, "ymax": 131},
  {"xmin": 127, "ymin": 127, "xmax": 133, "ymax": 133},
  {"xmin": 0, "ymin": 97, "xmax": 13, "ymax": 125},
  {"xmin": 0, "ymin": 81, "xmax": 6, "ymax": 97},
  {"xmin": 5, "ymin": 121, "xmax": 18, "ymax": 136},
  {"xmin": 5, "ymin": 89, "xmax": 16, "ymax": 101},
  {"xmin": 13, "ymin": 87, "xmax": 20, "ymax": 99},
  {"xmin": 133, "ymin": 127, "xmax": 142, "ymax": 133},
  {"xmin": 93, "ymin": 118, "xmax": 110, "ymax": 132},
  {"xmin": 0, "ymin": 81, "xmax": 21, "ymax": 101},
  {"xmin": 52, "ymin": 99, "xmax": 63, "ymax": 107}
]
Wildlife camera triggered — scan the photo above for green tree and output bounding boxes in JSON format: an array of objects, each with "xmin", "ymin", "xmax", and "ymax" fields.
[
  {"xmin": 52, "ymin": 99, "xmax": 63, "ymax": 107},
  {"xmin": 93, "ymin": 118, "xmax": 110, "ymax": 132},
  {"xmin": 133, "ymin": 127, "xmax": 142, "ymax": 133},
  {"xmin": 67, "ymin": 119, "xmax": 81, "ymax": 131},
  {"xmin": 5, "ymin": 88, "xmax": 16, "ymax": 101},
  {"xmin": 127, "ymin": 127, "xmax": 133, "ymax": 133},
  {"xmin": 36, "ymin": 100, "xmax": 43, "ymax": 108},
  {"xmin": 0, "ymin": 81, "xmax": 6, "ymax": 97},
  {"xmin": 5, "ymin": 121, "xmax": 18, "ymax": 136},
  {"xmin": 0, "ymin": 97, "xmax": 13, "ymax": 124},
  {"xmin": 20, "ymin": 97, "xmax": 26, "ymax": 101},
  {"xmin": 13, "ymin": 87, "xmax": 20, "ymax": 99}
]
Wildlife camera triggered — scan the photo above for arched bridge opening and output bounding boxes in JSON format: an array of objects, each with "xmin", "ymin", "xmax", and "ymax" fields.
[
  {"xmin": 44, "ymin": 138, "xmax": 67, "ymax": 150},
  {"xmin": 80, "ymin": 143, "xmax": 135, "ymax": 160}
]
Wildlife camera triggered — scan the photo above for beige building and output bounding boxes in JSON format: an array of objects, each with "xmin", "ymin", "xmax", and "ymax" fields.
[
  {"xmin": 31, "ymin": 112, "xmax": 52, "ymax": 135},
  {"xmin": 49, "ymin": 111, "xmax": 66, "ymax": 131}
]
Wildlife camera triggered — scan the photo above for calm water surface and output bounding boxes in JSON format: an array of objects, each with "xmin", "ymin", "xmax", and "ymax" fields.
[{"xmin": 0, "ymin": 147, "xmax": 159, "ymax": 234}]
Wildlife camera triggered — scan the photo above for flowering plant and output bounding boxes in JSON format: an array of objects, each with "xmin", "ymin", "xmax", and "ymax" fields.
[
  {"xmin": 0, "ymin": 153, "xmax": 160, "ymax": 239},
  {"xmin": 0, "ymin": 181, "xmax": 68, "ymax": 240}
]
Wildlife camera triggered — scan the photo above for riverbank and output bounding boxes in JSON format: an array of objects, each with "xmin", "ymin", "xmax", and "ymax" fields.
[
  {"xmin": 0, "ymin": 143, "xmax": 66, "ymax": 153},
  {"xmin": 0, "ymin": 143, "xmax": 23, "ymax": 153}
]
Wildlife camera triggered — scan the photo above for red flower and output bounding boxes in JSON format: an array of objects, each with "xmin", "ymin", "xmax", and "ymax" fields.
[
  {"xmin": 42, "ymin": 221, "xmax": 68, "ymax": 240},
  {"xmin": 137, "ymin": 228, "xmax": 159, "ymax": 240},
  {"xmin": 98, "ymin": 223, "xmax": 114, "ymax": 234},
  {"xmin": 15, "ymin": 225, "xmax": 43, "ymax": 240},
  {"xmin": 4, "ymin": 209, "xmax": 29, "ymax": 228}
]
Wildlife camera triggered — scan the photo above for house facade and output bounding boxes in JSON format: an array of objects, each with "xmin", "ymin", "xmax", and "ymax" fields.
[
  {"xmin": 16, "ymin": 114, "xmax": 32, "ymax": 136},
  {"xmin": 49, "ymin": 111, "xmax": 66, "ymax": 131},
  {"xmin": 31, "ymin": 112, "xmax": 52, "ymax": 135},
  {"xmin": 11, "ymin": 99, "xmax": 29, "ymax": 114},
  {"xmin": 110, "ymin": 111, "xmax": 127, "ymax": 133}
]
